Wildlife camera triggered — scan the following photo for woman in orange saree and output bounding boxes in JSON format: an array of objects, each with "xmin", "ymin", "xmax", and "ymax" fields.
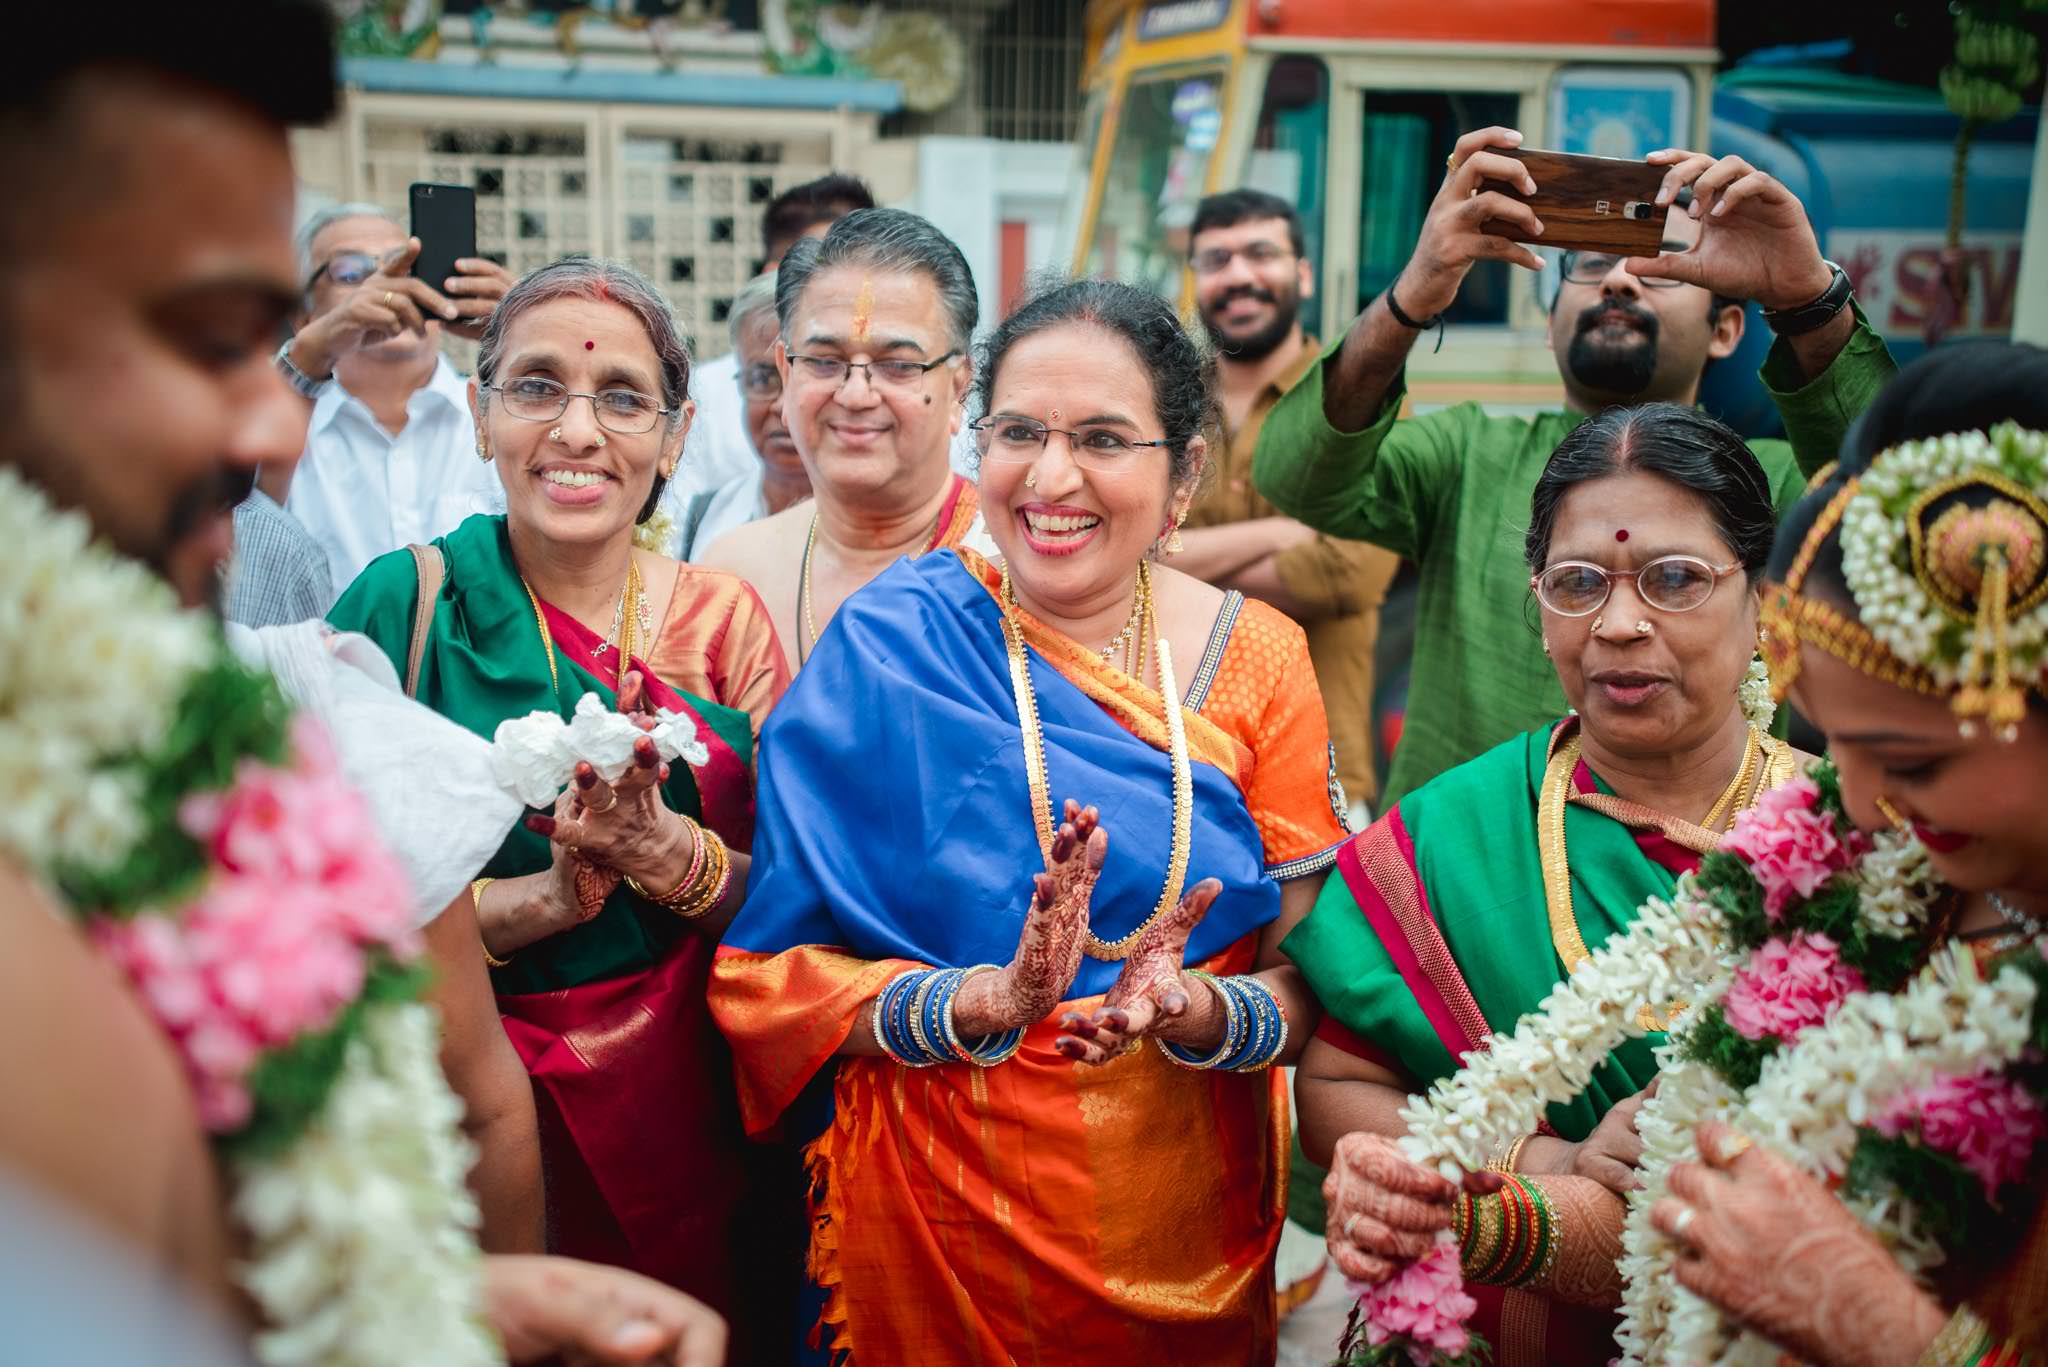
[{"xmin": 710, "ymin": 280, "xmax": 1349, "ymax": 1364}]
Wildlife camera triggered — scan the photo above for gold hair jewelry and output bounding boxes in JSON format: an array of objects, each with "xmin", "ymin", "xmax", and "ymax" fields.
[
  {"xmin": 548, "ymin": 425, "xmax": 564, "ymax": 443},
  {"xmin": 1874, "ymin": 794, "xmax": 1910, "ymax": 831}
]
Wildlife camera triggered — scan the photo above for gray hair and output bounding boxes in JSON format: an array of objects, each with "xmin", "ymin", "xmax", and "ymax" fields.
[
  {"xmin": 294, "ymin": 201, "xmax": 397, "ymax": 286},
  {"xmin": 475, "ymin": 257, "xmax": 693, "ymax": 524},
  {"xmin": 727, "ymin": 269, "xmax": 780, "ymax": 351},
  {"xmin": 775, "ymin": 207, "xmax": 978, "ymax": 355}
]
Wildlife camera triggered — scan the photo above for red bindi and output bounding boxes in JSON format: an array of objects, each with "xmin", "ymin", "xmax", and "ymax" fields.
[
  {"xmin": 584, "ymin": 340, "xmax": 595, "ymax": 350},
  {"xmin": 1614, "ymin": 529, "xmax": 1630, "ymax": 542}
]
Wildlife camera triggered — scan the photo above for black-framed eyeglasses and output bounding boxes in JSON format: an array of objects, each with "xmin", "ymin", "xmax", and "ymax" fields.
[
  {"xmin": 1531, "ymin": 555, "xmax": 1743, "ymax": 616},
  {"xmin": 485, "ymin": 377, "xmax": 676, "ymax": 435},
  {"xmin": 738, "ymin": 361, "xmax": 782, "ymax": 399},
  {"xmin": 305, "ymin": 250, "xmax": 379, "ymax": 293},
  {"xmin": 1190, "ymin": 241, "xmax": 1294, "ymax": 275},
  {"xmin": 786, "ymin": 350, "xmax": 961, "ymax": 390},
  {"xmin": 1560, "ymin": 250, "xmax": 1686, "ymax": 290},
  {"xmin": 970, "ymin": 415, "xmax": 1175, "ymax": 474}
]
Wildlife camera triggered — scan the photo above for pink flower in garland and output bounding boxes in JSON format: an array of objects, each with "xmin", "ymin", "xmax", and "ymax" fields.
[
  {"xmin": 1720, "ymin": 775, "xmax": 1869, "ymax": 919},
  {"xmin": 1873, "ymin": 1068, "xmax": 2048, "ymax": 1198},
  {"xmin": 1348, "ymin": 1237, "xmax": 1477, "ymax": 1365},
  {"xmin": 98, "ymin": 718, "xmax": 421, "ymax": 1133},
  {"xmin": 1721, "ymin": 933, "xmax": 1866, "ymax": 1044}
]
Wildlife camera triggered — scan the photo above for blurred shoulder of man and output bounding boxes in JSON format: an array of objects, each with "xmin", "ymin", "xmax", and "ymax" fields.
[{"xmin": 1174, "ymin": 188, "xmax": 1397, "ymax": 817}]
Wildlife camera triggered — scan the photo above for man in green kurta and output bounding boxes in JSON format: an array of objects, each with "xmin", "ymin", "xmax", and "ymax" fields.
[{"xmin": 1253, "ymin": 128, "xmax": 1895, "ymax": 807}]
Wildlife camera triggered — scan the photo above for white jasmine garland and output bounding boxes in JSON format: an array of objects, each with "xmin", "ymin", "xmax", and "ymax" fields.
[
  {"xmin": 1738, "ymin": 655, "xmax": 1777, "ymax": 731},
  {"xmin": 0, "ymin": 476, "xmax": 495, "ymax": 1366}
]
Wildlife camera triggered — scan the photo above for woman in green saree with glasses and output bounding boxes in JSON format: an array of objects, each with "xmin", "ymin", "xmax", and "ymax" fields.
[{"xmin": 1294, "ymin": 405, "xmax": 1808, "ymax": 1366}]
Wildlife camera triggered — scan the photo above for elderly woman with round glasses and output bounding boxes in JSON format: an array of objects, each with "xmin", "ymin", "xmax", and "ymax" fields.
[
  {"xmin": 326, "ymin": 258, "xmax": 794, "ymax": 1349},
  {"xmin": 1289, "ymin": 403, "xmax": 1813, "ymax": 1367}
]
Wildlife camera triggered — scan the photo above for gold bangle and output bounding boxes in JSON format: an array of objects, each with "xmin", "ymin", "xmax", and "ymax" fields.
[
  {"xmin": 1488, "ymin": 1132, "xmax": 1534, "ymax": 1174},
  {"xmin": 472, "ymin": 878, "xmax": 511, "ymax": 969},
  {"xmin": 1461, "ymin": 1192, "xmax": 1504, "ymax": 1280},
  {"xmin": 1915, "ymin": 1306, "xmax": 1993, "ymax": 1367},
  {"xmin": 624, "ymin": 819, "xmax": 730, "ymax": 920}
]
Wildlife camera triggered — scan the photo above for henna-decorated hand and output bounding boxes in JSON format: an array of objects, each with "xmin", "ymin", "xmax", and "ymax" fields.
[
  {"xmin": 1649, "ymin": 1121, "xmax": 1948, "ymax": 1367},
  {"xmin": 952, "ymin": 801, "xmax": 1105, "ymax": 1037},
  {"xmin": 1054, "ymin": 877, "xmax": 1222, "ymax": 1065},
  {"xmin": 524, "ymin": 672, "xmax": 692, "ymax": 892},
  {"xmin": 1324, "ymin": 1132, "xmax": 1500, "ymax": 1283}
]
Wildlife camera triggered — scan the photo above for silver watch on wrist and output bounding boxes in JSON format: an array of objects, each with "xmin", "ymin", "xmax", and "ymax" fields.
[{"xmin": 273, "ymin": 337, "xmax": 328, "ymax": 398}]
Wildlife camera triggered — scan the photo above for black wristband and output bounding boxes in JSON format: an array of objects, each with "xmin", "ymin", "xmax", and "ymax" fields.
[
  {"xmin": 1762, "ymin": 261, "xmax": 1852, "ymax": 337},
  {"xmin": 1383, "ymin": 285, "xmax": 1438, "ymax": 331}
]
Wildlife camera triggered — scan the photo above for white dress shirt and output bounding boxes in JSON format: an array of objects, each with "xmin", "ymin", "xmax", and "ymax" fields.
[
  {"xmin": 288, "ymin": 355, "xmax": 505, "ymax": 594},
  {"xmin": 674, "ymin": 351, "xmax": 757, "ymax": 501}
]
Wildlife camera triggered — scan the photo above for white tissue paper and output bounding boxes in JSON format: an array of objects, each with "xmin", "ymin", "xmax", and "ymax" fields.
[{"xmin": 490, "ymin": 693, "xmax": 710, "ymax": 810}]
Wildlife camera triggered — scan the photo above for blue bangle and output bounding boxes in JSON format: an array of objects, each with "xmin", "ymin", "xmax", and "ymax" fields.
[
  {"xmin": 1224, "ymin": 976, "xmax": 1287, "ymax": 1072},
  {"xmin": 941, "ymin": 965, "xmax": 1012, "ymax": 1064},
  {"xmin": 962, "ymin": 1026, "xmax": 1025, "ymax": 1065},
  {"xmin": 922, "ymin": 968, "xmax": 965, "ymax": 1063},
  {"xmin": 889, "ymin": 969, "xmax": 940, "ymax": 1066},
  {"xmin": 1216, "ymin": 978, "xmax": 1267, "ymax": 1071},
  {"xmin": 907, "ymin": 970, "xmax": 947, "ymax": 1065},
  {"xmin": 873, "ymin": 971, "xmax": 926, "ymax": 1066},
  {"xmin": 1160, "ymin": 969, "xmax": 1244, "ymax": 1070}
]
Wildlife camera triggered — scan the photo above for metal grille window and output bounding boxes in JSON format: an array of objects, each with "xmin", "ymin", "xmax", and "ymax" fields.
[{"xmin": 883, "ymin": 0, "xmax": 1087, "ymax": 142}]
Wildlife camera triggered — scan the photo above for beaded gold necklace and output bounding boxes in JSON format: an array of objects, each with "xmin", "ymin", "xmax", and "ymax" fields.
[
  {"xmin": 999, "ymin": 561, "xmax": 1192, "ymax": 961},
  {"xmin": 520, "ymin": 554, "xmax": 644, "ymax": 698}
]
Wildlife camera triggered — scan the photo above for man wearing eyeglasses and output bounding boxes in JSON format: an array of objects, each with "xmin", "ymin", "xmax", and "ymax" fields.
[
  {"xmin": 1175, "ymin": 188, "xmax": 1398, "ymax": 822},
  {"xmin": 1253, "ymin": 129, "xmax": 1897, "ymax": 808},
  {"xmin": 274, "ymin": 203, "xmax": 513, "ymax": 595}
]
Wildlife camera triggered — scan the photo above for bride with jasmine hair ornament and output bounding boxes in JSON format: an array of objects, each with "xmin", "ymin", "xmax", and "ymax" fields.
[{"xmin": 1325, "ymin": 342, "xmax": 2048, "ymax": 1367}]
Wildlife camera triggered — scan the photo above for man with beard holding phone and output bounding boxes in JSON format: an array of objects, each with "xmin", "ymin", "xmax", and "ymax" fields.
[
  {"xmin": 1253, "ymin": 126, "xmax": 1896, "ymax": 806},
  {"xmin": 1175, "ymin": 189, "xmax": 1396, "ymax": 820}
]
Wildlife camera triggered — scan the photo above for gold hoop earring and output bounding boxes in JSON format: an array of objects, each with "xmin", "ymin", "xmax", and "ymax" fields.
[{"xmin": 1874, "ymin": 795, "xmax": 1910, "ymax": 831}]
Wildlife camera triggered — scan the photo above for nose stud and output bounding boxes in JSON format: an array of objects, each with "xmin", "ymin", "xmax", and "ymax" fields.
[
  {"xmin": 1592, "ymin": 616, "xmax": 1605, "ymax": 633},
  {"xmin": 548, "ymin": 426, "xmax": 564, "ymax": 443},
  {"xmin": 594, "ymin": 432, "xmax": 607, "ymax": 448},
  {"xmin": 1024, "ymin": 470, "xmax": 1038, "ymax": 489},
  {"xmin": 1634, "ymin": 620, "xmax": 1652, "ymax": 635}
]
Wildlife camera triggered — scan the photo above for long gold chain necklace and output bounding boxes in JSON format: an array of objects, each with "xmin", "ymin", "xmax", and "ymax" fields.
[
  {"xmin": 1000, "ymin": 561, "xmax": 1192, "ymax": 961},
  {"xmin": 1697, "ymin": 726, "xmax": 1762, "ymax": 833}
]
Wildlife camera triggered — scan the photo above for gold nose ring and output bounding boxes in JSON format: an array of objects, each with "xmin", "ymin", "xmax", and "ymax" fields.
[
  {"xmin": 1634, "ymin": 620, "xmax": 1652, "ymax": 635},
  {"xmin": 548, "ymin": 426, "xmax": 564, "ymax": 443}
]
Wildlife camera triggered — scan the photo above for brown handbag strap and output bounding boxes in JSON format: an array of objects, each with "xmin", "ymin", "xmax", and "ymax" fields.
[{"xmin": 403, "ymin": 543, "xmax": 444, "ymax": 699}]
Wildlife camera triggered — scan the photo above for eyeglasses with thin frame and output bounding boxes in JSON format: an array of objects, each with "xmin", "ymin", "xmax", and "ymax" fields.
[
  {"xmin": 786, "ymin": 350, "xmax": 961, "ymax": 390},
  {"xmin": 738, "ymin": 361, "xmax": 782, "ymax": 399},
  {"xmin": 1530, "ymin": 554, "xmax": 1743, "ymax": 617},
  {"xmin": 1560, "ymin": 250, "xmax": 1686, "ymax": 290},
  {"xmin": 306, "ymin": 251, "xmax": 380, "ymax": 293},
  {"xmin": 485, "ymin": 377, "xmax": 676, "ymax": 435},
  {"xmin": 1191, "ymin": 241, "xmax": 1294, "ymax": 275},
  {"xmin": 970, "ymin": 414, "xmax": 1175, "ymax": 474}
]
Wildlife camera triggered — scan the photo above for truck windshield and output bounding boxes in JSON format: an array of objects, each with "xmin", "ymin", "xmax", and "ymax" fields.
[{"xmin": 1084, "ymin": 65, "xmax": 1227, "ymax": 295}]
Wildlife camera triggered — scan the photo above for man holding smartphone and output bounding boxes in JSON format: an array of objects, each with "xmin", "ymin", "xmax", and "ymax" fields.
[
  {"xmin": 1253, "ymin": 126, "xmax": 1896, "ymax": 808},
  {"xmin": 275, "ymin": 204, "xmax": 514, "ymax": 593}
]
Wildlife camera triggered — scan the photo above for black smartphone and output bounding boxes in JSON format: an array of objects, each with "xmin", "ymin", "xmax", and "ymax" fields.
[{"xmin": 409, "ymin": 182, "xmax": 477, "ymax": 293}]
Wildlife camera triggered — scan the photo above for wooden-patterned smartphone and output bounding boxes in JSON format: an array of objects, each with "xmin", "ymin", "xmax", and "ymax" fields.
[{"xmin": 1477, "ymin": 148, "xmax": 1669, "ymax": 256}]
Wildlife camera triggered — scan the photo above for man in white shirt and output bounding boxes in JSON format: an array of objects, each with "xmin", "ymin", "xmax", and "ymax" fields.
[
  {"xmin": 668, "ymin": 174, "xmax": 875, "ymax": 525},
  {"xmin": 278, "ymin": 204, "xmax": 512, "ymax": 591}
]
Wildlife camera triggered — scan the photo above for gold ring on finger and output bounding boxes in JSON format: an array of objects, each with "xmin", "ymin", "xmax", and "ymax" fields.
[
  {"xmin": 1446, "ymin": 152, "xmax": 1459, "ymax": 173},
  {"xmin": 1344, "ymin": 1212, "xmax": 1362, "ymax": 1240},
  {"xmin": 586, "ymin": 790, "xmax": 619, "ymax": 814},
  {"xmin": 1708, "ymin": 1130, "xmax": 1754, "ymax": 1167},
  {"xmin": 384, "ymin": 290, "xmax": 396, "ymax": 307},
  {"xmin": 1670, "ymin": 1204, "xmax": 1697, "ymax": 1238}
]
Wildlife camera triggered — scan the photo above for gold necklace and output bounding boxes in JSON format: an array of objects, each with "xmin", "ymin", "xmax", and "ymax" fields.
[
  {"xmin": 1096, "ymin": 587, "xmax": 1146, "ymax": 668},
  {"xmin": 798, "ymin": 496, "xmax": 954, "ymax": 665},
  {"xmin": 1001, "ymin": 561, "xmax": 1191, "ymax": 961},
  {"xmin": 519, "ymin": 555, "xmax": 642, "ymax": 697},
  {"xmin": 1697, "ymin": 727, "xmax": 1761, "ymax": 833}
]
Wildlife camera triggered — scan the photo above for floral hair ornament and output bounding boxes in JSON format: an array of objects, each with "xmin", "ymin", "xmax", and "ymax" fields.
[{"xmin": 1764, "ymin": 424, "xmax": 2048, "ymax": 740}]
